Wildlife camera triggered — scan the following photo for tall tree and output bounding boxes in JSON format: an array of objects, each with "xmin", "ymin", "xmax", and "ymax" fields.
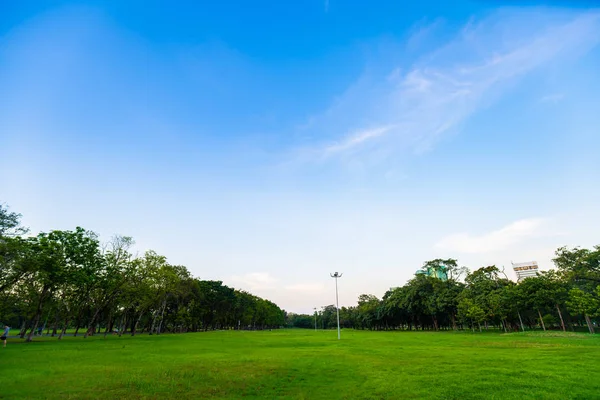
[{"xmin": 566, "ymin": 287, "xmax": 599, "ymax": 334}]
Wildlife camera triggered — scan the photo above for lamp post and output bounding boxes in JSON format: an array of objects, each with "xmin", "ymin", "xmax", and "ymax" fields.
[
  {"xmin": 314, "ymin": 307, "xmax": 317, "ymax": 331},
  {"xmin": 330, "ymin": 272, "xmax": 343, "ymax": 340}
]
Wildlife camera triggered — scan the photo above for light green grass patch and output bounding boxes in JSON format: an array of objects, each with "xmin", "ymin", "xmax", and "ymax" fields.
[{"xmin": 2, "ymin": 329, "xmax": 599, "ymax": 399}]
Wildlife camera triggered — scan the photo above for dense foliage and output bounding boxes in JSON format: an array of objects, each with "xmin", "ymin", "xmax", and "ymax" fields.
[
  {"xmin": 0, "ymin": 204, "xmax": 285, "ymax": 341},
  {"xmin": 289, "ymin": 253, "xmax": 600, "ymax": 334}
]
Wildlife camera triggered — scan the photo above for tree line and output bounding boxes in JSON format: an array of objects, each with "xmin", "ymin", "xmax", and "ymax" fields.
[
  {"xmin": 288, "ymin": 253, "xmax": 600, "ymax": 334},
  {"xmin": 0, "ymin": 204, "xmax": 285, "ymax": 342}
]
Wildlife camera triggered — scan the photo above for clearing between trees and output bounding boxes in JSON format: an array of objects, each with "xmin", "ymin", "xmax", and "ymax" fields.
[{"xmin": 3, "ymin": 329, "xmax": 599, "ymax": 399}]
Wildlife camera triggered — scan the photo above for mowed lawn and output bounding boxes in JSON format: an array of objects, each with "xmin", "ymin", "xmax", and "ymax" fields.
[{"xmin": 2, "ymin": 330, "xmax": 599, "ymax": 399}]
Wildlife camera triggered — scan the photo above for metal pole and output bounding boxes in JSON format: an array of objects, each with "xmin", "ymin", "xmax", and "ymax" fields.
[
  {"xmin": 335, "ymin": 277, "xmax": 340, "ymax": 340},
  {"xmin": 330, "ymin": 272, "xmax": 343, "ymax": 340},
  {"xmin": 314, "ymin": 308, "xmax": 317, "ymax": 331}
]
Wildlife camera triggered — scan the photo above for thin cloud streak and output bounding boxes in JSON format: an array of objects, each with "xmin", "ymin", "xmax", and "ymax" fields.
[
  {"xmin": 435, "ymin": 218, "xmax": 550, "ymax": 254},
  {"xmin": 323, "ymin": 125, "xmax": 394, "ymax": 156},
  {"xmin": 303, "ymin": 10, "xmax": 600, "ymax": 163}
]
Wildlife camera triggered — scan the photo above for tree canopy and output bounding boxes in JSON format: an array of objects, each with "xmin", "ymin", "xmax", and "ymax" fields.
[
  {"xmin": 290, "ymin": 250, "xmax": 600, "ymax": 334},
  {"xmin": 0, "ymin": 204, "xmax": 285, "ymax": 341}
]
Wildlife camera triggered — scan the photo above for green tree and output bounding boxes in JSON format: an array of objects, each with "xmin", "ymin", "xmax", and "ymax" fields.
[
  {"xmin": 0, "ymin": 203, "xmax": 28, "ymax": 237},
  {"xmin": 356, "ymin": 294, "xmax": 381, "ymax": 329},
  {"xmin": 0, "ymin": 204, "xmax": 30, "ymax": 293},
  {"xmin": 566, "ymin": 287, "xmax": 599, "ymax": 334},
  {"xmin": 554, "ymin": 246, "xmax": 600, "ymax": 287},
  {"xmin": 458, "ymin": 297, "xmax": 486, "ymax": 332}
]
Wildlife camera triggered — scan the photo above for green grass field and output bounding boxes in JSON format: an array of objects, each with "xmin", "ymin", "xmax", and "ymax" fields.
[{"xmin": 2, "ymin": 329, "xmax": 599, "ymax": 399}]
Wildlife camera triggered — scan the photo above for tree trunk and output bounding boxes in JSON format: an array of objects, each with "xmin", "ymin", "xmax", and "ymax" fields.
[
  {"xmin": 73, "ymin": 309, "xmax": 83, "ymax": 337},
  {"xmin": 451, "ymin": 313, "xmax": 457, "ymax": 331},
  {"xmin": 27, "ymin": 325, "xmax": 37, "ymax": 338},
  {"xmin": 584, "ymin": 314, "xmax": 595, "ymax": 334},
  {"xmin": 517, "ymin": 310, "xmax": 525, "ymax": 332},
  {"xmin": 19, "ymin": 319, "xmax": 27, "ymax": 339},
  {"xmin": 58, "ymin": 317, "xmax": 69, "ymax": 340},
  {"xmin": 104, "ymin": 310, "xmax": 113, "ymax": 338},
  {"xmin": 51, "ymin": 309, "xmax": 59, "ymax": 337},
  {"xmin": 118, "ymin": 314, "xmax": 127, "ymax": 337},
  {"xmin": 108, "ymin": 314, "xmax": 115, "ymax": 335},
  {"xmin": 537, "ymin": 309, "xmax": 546, "ymax": 331},
  {"xmin": 84, "ymin": 305, "xmax": 105, "ymax": 339},
  {"xmin": 131, "ymin": 312, "xmax": 144, "ymax": 336},
  {"xmin": 157, "ymin": 300, "xmax": 167, "ymax": 335},
  {"xmin": 556, "ymin": 304, "xmax": 566, "ymax": 332},
  {"xmin": 26, "ymin": 285, "xmax": 49, "ymax": 342},
  {"xmin": 149, "ymin": 309, "xmax": 158, "ymax": 335}
]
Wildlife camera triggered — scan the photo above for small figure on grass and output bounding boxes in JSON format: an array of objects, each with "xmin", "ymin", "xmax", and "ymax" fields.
[{"xmin": 1, "ymin": 325, "xmax": 9, "ymax": 348}]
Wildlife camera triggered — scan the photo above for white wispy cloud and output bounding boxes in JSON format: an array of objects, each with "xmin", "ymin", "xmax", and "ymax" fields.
[
  {"xmin": 323, "ymin": 125, "xmax": 394, "ymax": 156},
  {"xmin": 435, "ymin": 218, "xmax": 551, "ymax": 254},
  {"xmin": 304, "ymin": 9, "xmax": 600, "ymax": 162},
  {"xmin": 230, "ymin": 272, "xmax": 278, "ymax": 290}
]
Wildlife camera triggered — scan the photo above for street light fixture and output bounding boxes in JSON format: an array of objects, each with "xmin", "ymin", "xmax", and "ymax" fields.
[{"xmin": 330, "ymin": 272, "xmax": 343, "ymax": 340}]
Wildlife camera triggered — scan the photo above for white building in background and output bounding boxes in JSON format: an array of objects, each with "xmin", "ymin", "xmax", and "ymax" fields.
[{"xmin": 512, "ymin": 261, "xmax": 539, "ymax": 282}]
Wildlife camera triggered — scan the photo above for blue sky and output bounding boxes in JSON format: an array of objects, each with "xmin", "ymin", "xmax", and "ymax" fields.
[{"xmin": 1, "ymin": 1, "xmax": 600, "ymax": 312}]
